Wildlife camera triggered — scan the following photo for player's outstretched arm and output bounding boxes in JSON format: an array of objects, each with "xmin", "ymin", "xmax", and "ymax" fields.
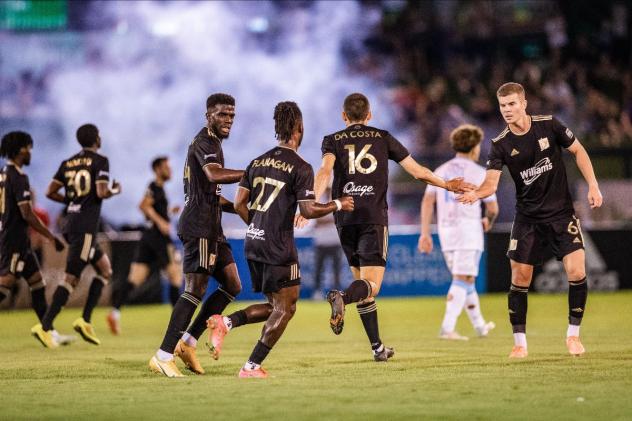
[
  {"xmin": 139, "ymin": 193, "xmax": 170, "ymax": 236},
  {"xmin": 203, "ymin": 164, "xmax": 244, "ymax": 184},
  {"xmin": 18, "ymin": 202, "xmax": 65, "ymax": 251},
  {"xmin": 566, "ymin": 140, "xmax": 603, "ymax": 209},
  {"xmin": 45, "ymin": 180, "xmax": 65, "ymax": 203},
  {"xmin": 234, "ymin": 187, "xmax": 250, "ymax": 225},
  {"xmin": 418, "ymin": 190, "xmax": 436, "ymax": 254},
  {"xmin": 298, "ymin": 196, "xmax": 353, "ymax": 220},
  {"xmin": 97, "ymin": 179, "xmax": 122, "ymax": 199},
  {"xmin": 398, "ymin": 156, "xmax": 475, "ymax": 192},
  {"xmin": 457, "ymin": 170, "xmax": 501, "ymax": 205},
  {"xmin": 219, "ymin": 195, "xmax": 237, "ymax": 214}
]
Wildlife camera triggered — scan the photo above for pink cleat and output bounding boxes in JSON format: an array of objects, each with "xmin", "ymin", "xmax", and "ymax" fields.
[
  {"xmin": 566, "ymin": 336, "xmax": 585, "ymax": 356},
  {"xmin": 238, "ymin": 367, "xmax": 268, "ymax": 378},
  {"xmin": 509, "ymin": 345, "xmax": 528, "ymax": 359},
  {"xmin": 206, "ymin": 315, "xmax": 228, "ymax": 360}
]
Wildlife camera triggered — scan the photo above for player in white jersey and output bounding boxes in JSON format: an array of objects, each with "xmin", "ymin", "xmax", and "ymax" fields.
[{"xmin": 419, "ymin": 125, "xmax": 498, "ymax": 340}]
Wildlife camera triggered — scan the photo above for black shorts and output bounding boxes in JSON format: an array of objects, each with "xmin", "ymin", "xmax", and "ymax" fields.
[
  {"xmin": 133, "ymin": 230, "xmax": 174, "ymax": 269},
  {"xmin": 63, "ymin": 232, "xmax": 104, "ymax": 278},
  {"xmin": 0, "ymin": 240, "xmax": 40, "ymax": 280},
  {"xmin": 507, "ymin": 214, "xmax": 585, "ymax": 266},
  {"xmin": 247, "ymin": 260, "xmax": 301, "ymax": 294},
  {"xmin": 337, "ymin": 224, "xmax": 389, "ymax": 267},
  {"xmin": 181, "ymin": 236, "xmax": 234, "ymax": 275}
]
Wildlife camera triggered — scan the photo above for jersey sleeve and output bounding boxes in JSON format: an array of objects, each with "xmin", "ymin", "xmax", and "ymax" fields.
[
  {"xmin": 52, "ymin": 161, "xmax": 65, "ymax": 185},
  {"xmin": 145, "ymin": 182, "xmax": 156, "ymax": 199},
  {"xmin": 551, "ymin": 117, "xmax": 576, "ymax": 148},
  {"xmin": 486, "ymin": 142, "xmax": 505, "ymax": 171},
  {"xmin": 386, "ymin": 133, "xmax": 410, "ymax": 162},
  {"xmin": 194, "ymin": 138, "xmax": 222, "ymax": 168},
  {"xmin": 321, "ymin": 135, "xmax": 335, "ymax": 157},
  {"xmin": 294, "ymin": 163, "xmax": 316, "ymax": 201},
  {"xmin": 12, "ymin": 173, "xmax": 31, "ymax": 205},
  {"xmin": 238, "ymin": 163, "xmax": 252, "ymax": 191},
  {"xmin": 95, "ymin": 157, "xmax": 110, "ymax": 184}
]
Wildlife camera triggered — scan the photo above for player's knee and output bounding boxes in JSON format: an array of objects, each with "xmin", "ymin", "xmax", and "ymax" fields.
[
  {"xmin": 368, "ymin": 280, "xmax": 380, "ymax": 297},
  {"xmin": 511, "ymin": 271, "xmax": 531, "ymax": 287},
  {"xmin": 65, "ymin": 275, "xmax": 80, "ymax": 288},
  {"xmin": 222, "ymin": 279, "xmax": 241, "ymax": 297},
  {"xmin": 185, "ymin": 279, "xmax": 207, "ymax": 297},
  {"xmin": 566, "ymin": 267, "xmax": 586, "ymax": 282}
]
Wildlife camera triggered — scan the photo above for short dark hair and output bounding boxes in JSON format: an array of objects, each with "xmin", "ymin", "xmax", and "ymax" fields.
[
  {"xmin": 0, "ymin": 131, "xmax": 33, "ymax": 159},
  {"xmin": 151, "ymin": 156, "xmax": 168, "ymax": 171},
  {"xmin": 343, "ymin": 93, "xmax": 370, "ymax": 122},
  {"xmin": 76, "ymin": 124, "xmax": 99, "ymax": 147},
  {"xmin": 206, "ymin": 93, "xmax": 235, "ymax": 110},
  {"xmin": 450, "ymin": 124, "xmax": 483, "ymax": 153},
  {"xmin": 273, "ymin": 101, "xmax": 302, "ymax": 142}
]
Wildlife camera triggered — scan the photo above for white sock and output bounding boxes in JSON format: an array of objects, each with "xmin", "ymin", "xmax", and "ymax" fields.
[
  {"xmin": 441, "ymin": 281, "xmax": 468, "ymax": 333},
  {"xmin": 110, "ymin": 309, "xmax": 121, "ymax": 320},
  {"xmin": 567, "ymin": 324, "xmax": 580, "ymax": 337},
  {"xmin": 465, "ymin": 290, "xmax": 486, "ymax": 329},
  {"xmin": 243, "ymin": 361, "xmax": 260, "ymax": 371},
  {"xmin": 156, "ymin": 349, "xmax": 174, "ymax": 362},
  {"xmin": 223, "ymin": 316, "xmax": 233, "ymax": 331},
  {"xmin": 513, "ymin": 333, "xmax": 527, "ymax": 348},
  {"xmin": 181, "ymin": 332, "xmax": 197, "ymax": 347}
]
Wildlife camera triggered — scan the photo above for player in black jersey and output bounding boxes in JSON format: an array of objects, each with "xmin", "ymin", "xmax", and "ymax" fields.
[
  {"xmin": 458, "ymin": 82, "xmax": 603, "ymax": 358},
  {"xmin": 150, "ymin": 93, "xmax": 245, "ymax": 377},
  {"xmin": 32, "ymin": 124, "xmax": 122, "ymax": 347},
  {"xmin": 309, "ymin": 93, "xmax": 471, "ymax": 361},
  {"xmin": 204, "ymin": 101, "xmax": 353, "ymax": 378},
  {"xmin": 0, "ymin": 132, "xmax": 68, "ymax": 347},
  {"xmin": 106, "ymin": 156, "xmax": 182, "ymax": 335}
]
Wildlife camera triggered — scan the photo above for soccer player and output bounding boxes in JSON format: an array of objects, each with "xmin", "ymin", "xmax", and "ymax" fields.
[
  {"xmin": 150, "ymin": 93, "xmax": 244, "ymax": 377},
  {"xmin": 107, "ymin": 156, "xmax": 182, "ymax": 335},
  {"xmin": 0, "ymin": 131, "xmax": 70, "ymax": 345},
  {"xmin": 458, "ymin": 82, "xmax": 603, "ymax": 358},
  {"xmin": 310, "ymin": 93, "xmax": 473, "ymax": 361},
  {"xmin": 418, "ymin": 124, "xmax": 498, "ymax": 340},
  {"xmin": 206, "ymin": 101, "xmax": 353, "ymax": 378},
  {"xmin": 31, "ymin": 124, "xmax": 122, "ymax": 347}
]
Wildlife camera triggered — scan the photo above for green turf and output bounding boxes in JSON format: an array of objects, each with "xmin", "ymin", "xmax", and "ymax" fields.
[{"xmin": 1, "ymin": 292, "xmax": 631, "ymax": 420}]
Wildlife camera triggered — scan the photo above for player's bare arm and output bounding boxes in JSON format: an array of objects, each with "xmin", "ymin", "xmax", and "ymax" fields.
[
  {"xmin": 203, "ymin": 163, "xmax": 244, "ymax": 184},
  {"xmin": 139, "ymin": 192, "xmax": 170, "ymax": 236},
  {"xmin": 399, "ymin": 156, "xmax": 475, "ymax": 193},
  {"xmin": 566, "ymin": 140, "xmax": 603, "ymax": 208},
  {"xmin": 234, "ymin": 186, "xmax": 250, "ymax": 225},
  {"xmin": 313, "ymin": 154, "xmax": 335, "ymax": 201},
  {"xmin": 219, "ymin": 195, "xmax": 237, "ymax": 214},
  {"xmin": 96, "ymin": 179, "xmax": 122, "ymax": 199},
  {"xmin": 18, "ymin": 202, "xmax": 65, "ymax": 251},
  {"xmin": 457, "ymin": 170, "xmax": 502, "ymax": 205},
  {"xmin": 418, "ymin": 190, "xmax": 435, "ymax": 254},
  {"xmin": 482, "ymin": 200, "xmax": 499, "ymax": 232},
  {"xmin": 45, "ymin": 179, "xmax": 65, "ymax": 203},
  {"xmin": 298, "ymin": 196, "xmax": 354, "ymax": 220}
]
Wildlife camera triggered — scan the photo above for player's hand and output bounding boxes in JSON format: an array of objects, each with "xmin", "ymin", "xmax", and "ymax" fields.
[
  {"xmin": 111, "ymin": 179, "xmax": 122, "ymax": 195},
  {"xmin": 52, "ymin": 235, "xmax": 65, "ymax": 252},
  {"xmin": 445, "ymin": 177, "xmax": 475, "ymax": 193},
  {"xmin": 157, "ymin": 220, "xmax": 171, "ymax": 236},
  {"xmin": 457, "ymin": 190, "xmax": 479, "ymax": 205},
  {"xmin": 338, "ymin": 196, "xmax": 354, "ymax": 212},
  {"xmin": 588, "ymin": 184, "xmax": 603, "ymax": 209},
  {"xmin": 418, "ymin": 235, "xmax": 433, "ymax": 254},
  {"xmin": 294, "ymin": 214, "xmax": 309, "ymax": 229},
  {"xmin": 481, "ymin": 216, "xmax": 492, "ymax": 232}
]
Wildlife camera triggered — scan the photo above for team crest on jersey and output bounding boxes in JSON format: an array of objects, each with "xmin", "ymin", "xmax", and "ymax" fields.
[
  {"xmin": 538, "ymin": 137, "xmax": 550, "ymax": 151},
  {"xmin": 565, "ymin": 128, "xmax": 573, "ymax": 139}
]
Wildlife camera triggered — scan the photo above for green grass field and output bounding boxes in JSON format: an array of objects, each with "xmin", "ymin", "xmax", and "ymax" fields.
[{"xmin": 1, "ymin": 292, "xmax": 631, "ymax": 420}]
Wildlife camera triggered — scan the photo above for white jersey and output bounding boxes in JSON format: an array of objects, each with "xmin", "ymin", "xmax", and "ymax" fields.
[{"xmin": 426, "ymin": 156, "xmax": 497, "ymax": 251}]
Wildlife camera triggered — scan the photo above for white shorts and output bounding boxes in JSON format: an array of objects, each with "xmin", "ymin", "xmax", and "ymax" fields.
[{"xmin": 442, "ymin": 250, "xmax": 482, "ymax": 277}]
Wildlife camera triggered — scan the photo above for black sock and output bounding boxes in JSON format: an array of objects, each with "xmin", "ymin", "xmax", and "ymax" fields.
[
  {"xmin": 248, "ymin": 340, "xmax": 272, "ymax": 365},
  {"xmin": 357, "ymin": 301, "xmax": 381, "ymax": 350},
  {"xmin": 30, "ymin": 287, "xmax": 48, "ymax": 323},
  {"xmin": 169, "ymin": 285, "xmax": 180, "ymax": 307},
  {"xmin": 159, "ymin": 292, "xmax": 201, "ymax": 354},
  {"xmin": 228, "ymin": 309, "xmax": 248, "ymax": 329},
  {"xmin": 569, "ymin": 278, "xmax": 588, "ymax": 326},
  {"xmin": 42, "ymin": 285, "xmax": 71, "ymax": 331},
  {"xmin": 508, "ymin": 283, "xmax": 528, "ymax": 333},
  {"xmin": 113, "ymin": 280, "xmax": 134, "ymax": 310},
  {"xmin": 82, "ymin": 277, "xmax": 105, "ymax": 323},
  {"xmin": 186, "ymin": 288, "xmax": 234, "ymax": 340},
  {"xmin": 343, "ymin": 280, "xmax": 370, "ymax": 305}
]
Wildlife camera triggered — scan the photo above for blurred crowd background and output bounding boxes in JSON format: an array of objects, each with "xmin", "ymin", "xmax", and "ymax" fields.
[{"xmin": 1, "ymin": 0, "xmax": 631, "ymax": 230}]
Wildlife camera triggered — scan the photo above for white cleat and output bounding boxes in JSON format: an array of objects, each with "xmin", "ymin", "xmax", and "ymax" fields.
[
  {"xmin": 52, "ymin": 330, "xmax": 77, "ymax": 346},
  {"xmin": 476, "ymin": 321, "xmax": 496, "ymax": 337},
  {"xmin": 439, "ymin": 330, "xmax": 469, "ymax": 341}
]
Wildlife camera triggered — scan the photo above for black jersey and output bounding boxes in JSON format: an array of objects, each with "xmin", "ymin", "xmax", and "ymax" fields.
[
  {"xmin": 239, "ymin": 146, "xmax": 315, "ymax": 266},
  {"xmin": 0, "ymin": 163, "xmax": 31, "ymax": 246},
  {"xmin": 321, "ymin": 124, "xmax": 410, "ymax": 227},
  {"xmin": 52, "ymin": 149, "xmax": 110, "ymax": 234},
  {"xmin": 145, "ymin": 181, "xmax": 169, "ymax": 231},
  {"xmin": 487, "ymin": 115, "xmax": 576, "ymax": 223},
  {"xmin": 177, "ymin": 128, "xmax": 224, "ymax": 239}
]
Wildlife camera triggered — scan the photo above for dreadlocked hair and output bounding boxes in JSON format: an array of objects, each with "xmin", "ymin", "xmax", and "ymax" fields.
[
  {"xmin": 0, "ymin": 131, "xmax": 33, "ymax": 159},
  {"xmin": 273, "ymin": 101, "xmax": 302, "ymax": 142}
]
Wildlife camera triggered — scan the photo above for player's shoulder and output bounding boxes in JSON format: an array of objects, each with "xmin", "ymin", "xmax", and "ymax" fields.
[{"xmin": 491, "ymin": 126, "xmax": 511, "ymax": 143}]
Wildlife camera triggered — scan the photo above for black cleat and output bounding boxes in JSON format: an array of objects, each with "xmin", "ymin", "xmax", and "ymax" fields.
[
  {"xmin": 327, "ymin": 290, "xmax": 345, "ymax": 335},
  {"xmin": 373, "ymin": 346, "xmax": 395, "ymax": 362}
]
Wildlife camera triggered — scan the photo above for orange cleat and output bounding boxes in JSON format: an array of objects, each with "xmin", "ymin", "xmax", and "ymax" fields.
[
  {"xmin": 206, "ymin": 315, "xmax": 228, "ymax": 360},
  {"xmin": 508, "ymin": 345, "xmax": 528, "ymax": 359},
  {"xmin": 175, "ymin": 339, "xmax": 205, "ymax": 374},
  {"xmin": 106, "ymin": 311, "xmax": 120, "ymax": 335},
  {"xmin": 566, "ymin": 336, "xmax": 585, "ymax": 356},
  {"xmin": 238, "ymin": 366, "xmax": 268, "ymax": 379}
]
